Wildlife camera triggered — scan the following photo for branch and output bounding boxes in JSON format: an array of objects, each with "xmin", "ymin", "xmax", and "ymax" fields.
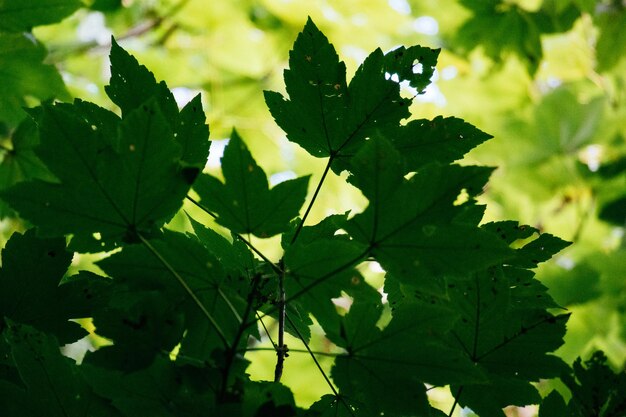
[{"xmin": 47, "ymin": 0, "xmax": 192, "ymax": 61}]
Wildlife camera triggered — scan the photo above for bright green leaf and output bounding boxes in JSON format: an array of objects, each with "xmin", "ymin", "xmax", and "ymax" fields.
[{"xmin": 0, "ymin": 34, "xmax": 67, "ymax": 127}]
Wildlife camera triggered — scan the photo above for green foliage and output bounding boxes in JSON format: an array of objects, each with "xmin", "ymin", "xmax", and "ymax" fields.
[
  {"xmin": 0, "ymin": 0, "xmax": 81, "ymax": 32},
  {"xmin": 0, "ymin": 15, "xmax": 592, "ymax": 416},
  {"xmin": 0, "ymin": 0, "xmax": 626, "ymax": 416},
  {"xmin": 1, "ymin": 40, "xmax": 209, "ymax": 252},
  {"xmin": 0, "ymin": 34, "xmax": 68, "ymax": 127},
  {"xmin": 540, "ymin": 351, "xmax": 626, "ymax": 416}
]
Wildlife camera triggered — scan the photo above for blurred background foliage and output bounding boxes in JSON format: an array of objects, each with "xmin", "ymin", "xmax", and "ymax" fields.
[{"xmin": 1, "ymin": 0, "xmax": 625, "ymax": 414}]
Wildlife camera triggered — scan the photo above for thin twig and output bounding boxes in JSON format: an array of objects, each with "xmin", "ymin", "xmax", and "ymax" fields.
[
  {"xmin": 138, "ymin": 233, "xmax": 228, "ymax": 347},
  {"xmin": 274, "ymin": 264, "xmax": 287, "ymax": 382},
  {"xmin": 48, "ymin": 0, "xmax": 192, "ymax": 61}
]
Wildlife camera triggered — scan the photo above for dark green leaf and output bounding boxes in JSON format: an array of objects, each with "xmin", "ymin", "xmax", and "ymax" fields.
[
  {"xmin": 264, "ymin": 17, "xmax": 348, "ymax": 159},
  {"xmin": 107, "ymin": 39, "xmax": 210, "ymax": 167},
  {"xmin": 193, "ymin": 130, "xmax": 309, "ymax": 237},
  {"xmin": 330, "ymin": 300, "xmax": 484, "ymax": 416},
  {"xmin": 599, "ymin": 196, "xmax": 626, "ymax": 226},
  {"xmin": 188, "ymin": 214, "xmax": 256, "ymax": 276},
  {"xmin": 4, "ymin": 321, "xmax": 117, "ymax": 417},
  {"xmin": 511, "ymin": 233, "xmax": 571, "ymax": 269},
  {"xmin": 345, "ymin": 137, "xmax": 513, "ymax": 283},
  {"xmin": 0, "ymin": 229, "xmax": 87, "ymax": 343},
  {"xmin": 538, "ymin": 390, "xmax": 568, "ymax": 417},
  {"xmin": 106, "ymin": 39, "xmax": 178, "ymax": 121},
  {"xmin": 390, "ymin": 116, "xmax": 492, "ymax": 172},
  {"xmin": 561, "ymin": 351, "xmax": 626, "ymax": 416},
  {"xmin": 97, "ymin": 230, "xmax": 254, "ymax": 363},
  {"xmin": 281, "ymin": 212, "xmax": 349, "ymax": 249},
  {"xmin": 243, "ymin": 380, "xmax": 299, "ymax": 417},
  {"xmin": 0, "ymin": 0, "xmax": 81, "ymax": 32},
  {"xmin": 283, "ymin": 237, "xmax": 373, "ymax": 339},
  {"xmin": 482, "ymin": 221, "xmax": 535, "ymax": 245},
  {"xmin": 265, "ymin": 18, "xmax": 438, "ymax": 173},
  {"xmin": 306, "ymin": 394, "xmax": 362, "ymax": 417},
  {"xmin": 83, "ymin": 356, "xmax": 220, "ymax": 417},
  {"xmin": 3, "ymin": 98, "xmax": 195, "ymax": 250},
  {"xmin": 85, "ymin": 290, "xmax": 185, "ymax": 371},
  {"xmin": 0, "ymin": 379, "xmax": 36, "ymax": 417},
  {"xmin": 448, "ymin": 267, "xmax": 569, "ymax": 414},
  {"xmin": 90, "ymin": 0, "xmax": 122, "ymax": 11},
  {"xmin": 0, "ymin": 118, "xmax": 55, "ymax": 217}
]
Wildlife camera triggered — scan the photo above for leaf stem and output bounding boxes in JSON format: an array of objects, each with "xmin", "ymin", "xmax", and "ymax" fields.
[
  {"xmin": 220, "ymin": 273, "xmax": 261, "ymax": 399},
  {"xmin": 138, "ymin": 232, "xmax": 228, "ymax": 347},
  {"xmin": 256, "ymin": 312, "xmax": 278, "ymax": 349},
  {"xmin": 448, "ymin": 386, "xmax": 463, "ymax": 417},
  {"xmin": 290, "ymin": 155, "xmax": 334, "ymax": 245},
  {"xmin": 217, "ymin": 287, "xmax": 242, "ymax": 323},
  {"xmin": 286, "ymin": 315, "xmax": 355, "ymax": 417}
]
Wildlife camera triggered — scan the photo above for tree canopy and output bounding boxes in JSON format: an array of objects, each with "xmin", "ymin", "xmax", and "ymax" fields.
[{"xmin": 1, "ymin": 1, "xmax": 625, "ymax": 416}]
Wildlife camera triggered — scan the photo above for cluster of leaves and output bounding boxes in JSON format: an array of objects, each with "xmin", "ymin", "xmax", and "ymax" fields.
[
  {"xmin": 0, "ymin": 11, "xmax": 624, "ymax": 417},
  {"xmin": 453, "ymin": 0, "xmax": 626, "ymax": 73}
]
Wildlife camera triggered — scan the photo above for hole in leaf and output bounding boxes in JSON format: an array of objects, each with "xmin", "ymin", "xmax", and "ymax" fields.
[
  {"xmin": 412, "ymin": 61, "xmax": 423, "ymax": 74},
  {"xmin": 384, "ymin": 72, "xmax": 400, "ymax": 83},
  {"xmin": 453, "ymin": 188, "xmax": 469, "ymax": 206}
]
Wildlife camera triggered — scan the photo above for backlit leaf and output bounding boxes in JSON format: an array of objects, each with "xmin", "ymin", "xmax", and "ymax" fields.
[
  {"xmin": 193, "ymin": 130, "xmax": 309, "ymax": 237},
  {"xmin": 0, "ymin": 229, "xmax": 84, "ymax": 343}
]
